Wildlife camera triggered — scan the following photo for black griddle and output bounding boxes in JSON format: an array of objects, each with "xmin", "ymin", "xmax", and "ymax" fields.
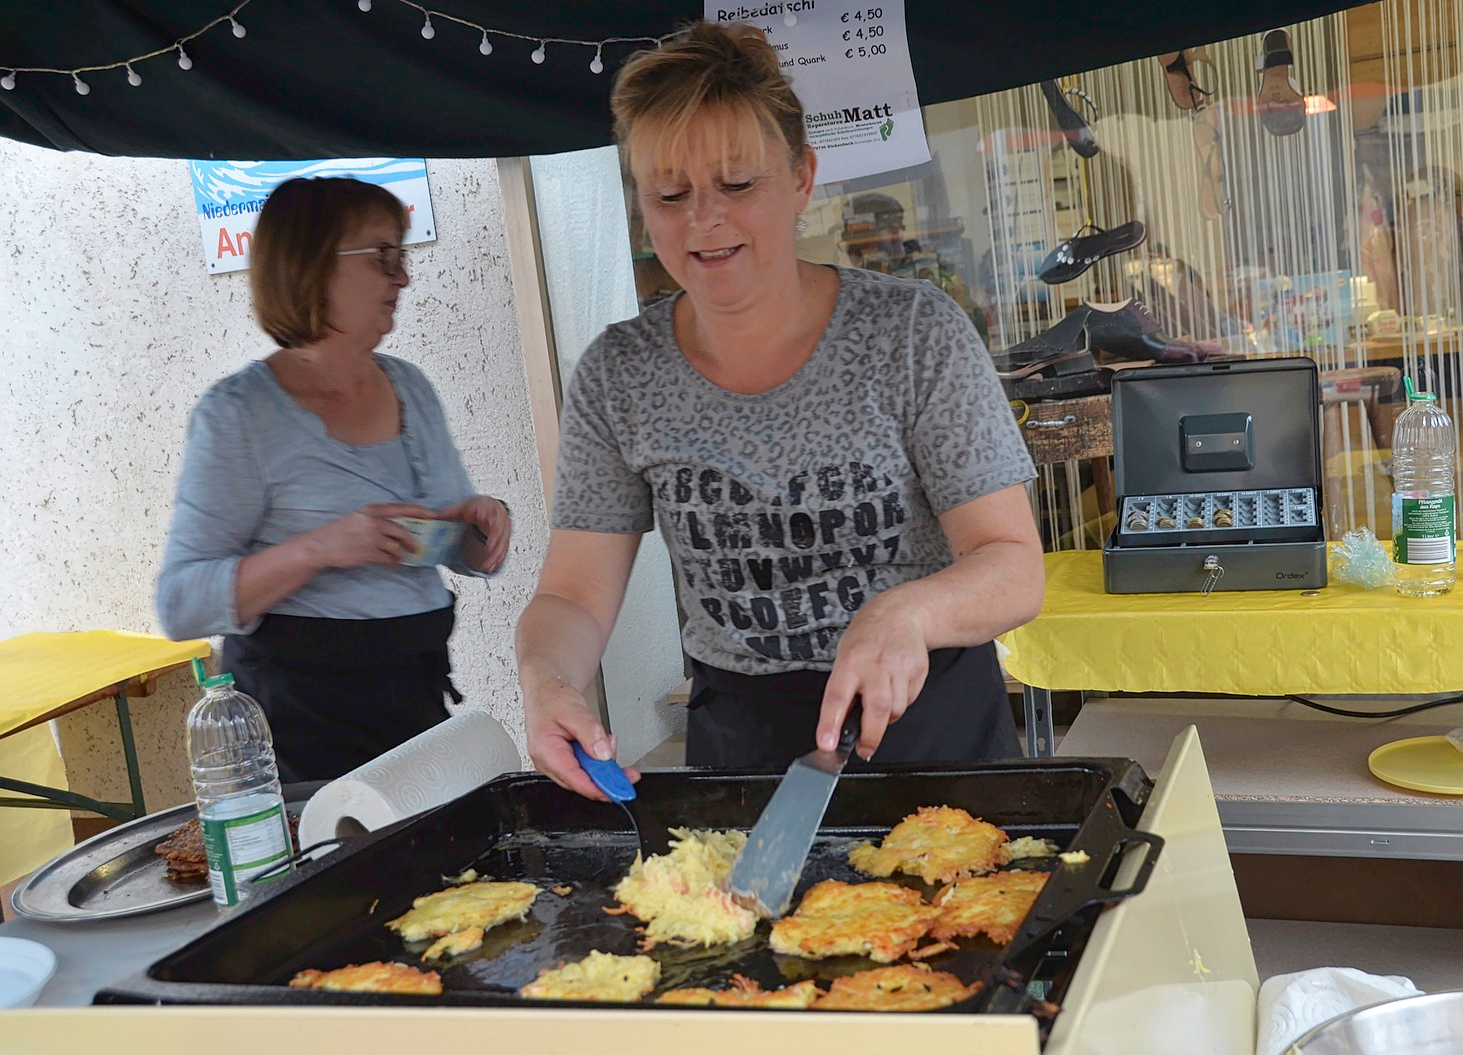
[{"xmin": 96, "ymin": 758, "xmax": 1161, "ymax": 1026}]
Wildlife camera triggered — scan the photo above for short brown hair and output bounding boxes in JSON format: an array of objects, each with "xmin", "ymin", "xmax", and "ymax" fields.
[
  {"xmin": 610, "ymin": 21, "xmax": 806, "ymax": 176},
  {"xmin": 250, "ymin": 177, "xmax": 406, "ymax": 348}
]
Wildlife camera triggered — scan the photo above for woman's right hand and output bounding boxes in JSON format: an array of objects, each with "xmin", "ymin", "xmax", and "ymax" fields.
[
  {"xmin": 525, "ymin": 682, "xmax": 639, "ymax": 802},
  {"xmin": 312, "ymin": 503, "xmax": 436, "ymax": 569}
]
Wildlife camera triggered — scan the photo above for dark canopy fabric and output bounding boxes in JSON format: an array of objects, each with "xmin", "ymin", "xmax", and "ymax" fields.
[{"xmin": 0, "ymin": 1, "xmax": 1369, "ymax": 160}]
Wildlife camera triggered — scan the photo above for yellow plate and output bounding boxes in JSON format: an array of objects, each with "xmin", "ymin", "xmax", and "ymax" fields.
[{"xmin": 1368, "ymin": 736, "xmax": 1463, "ymax": 795}]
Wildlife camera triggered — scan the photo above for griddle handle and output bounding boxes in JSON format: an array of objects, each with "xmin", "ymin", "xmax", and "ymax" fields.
[{"xmin": 1095, "ymin": 829, "xmax": 1164, "ymax": 900}]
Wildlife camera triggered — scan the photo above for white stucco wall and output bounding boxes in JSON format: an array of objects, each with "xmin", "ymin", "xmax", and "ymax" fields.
[
  {"xmin": 0, "ymin": 141, "xmax": 541, "ymax": 812},
  {"xmin": 531, "ymin": 146, "xmax": 688, "ymax": 764}
]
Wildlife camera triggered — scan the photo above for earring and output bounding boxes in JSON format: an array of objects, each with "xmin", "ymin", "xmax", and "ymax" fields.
[{"xmin": 795, "ymin": 217, "xmax": 809, "ymax": 235}]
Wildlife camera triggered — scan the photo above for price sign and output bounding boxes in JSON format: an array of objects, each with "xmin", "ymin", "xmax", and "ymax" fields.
[{"xmin": 705, "ymin": 1, "xmax": 929, "ymax": 184}]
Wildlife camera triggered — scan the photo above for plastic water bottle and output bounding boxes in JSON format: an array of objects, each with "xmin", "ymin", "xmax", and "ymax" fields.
[
  {"xmin": 186, "ymin": 659, "xmax": 294, "ymax": 906},
  {"xmin": 1392, "ymin": 378, "xmax": 1458, "ymax": 597}
]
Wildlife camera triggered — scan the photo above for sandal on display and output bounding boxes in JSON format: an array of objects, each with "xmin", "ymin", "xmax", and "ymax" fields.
[
  {"xmin": 993, "ymin": 305, "xmax": 1093, "ymax": 366},
  {"xmin": 1157, "ymin": 48, "xmax": 1213, "ymax": 111},
  {"xmin": 1255, "ymin": 29, "xmax": 1306, "ymax": 137},
  {"xmin": 1039, "ymin": 80, "xmax": 1100, "ymax": 158},
  {"xmin": 1191, "ymin": 101, "xmax": 1232, "ymax": 220},
  {"xmin": 992, "ymin": 347, "xmax": 1096, "ymax": 380},
  {"xmin": 1038, "ymin": 220, "xmax": 1147, "ymax": 284},
  {"xmin": 1083, "ymin": 298, "xmax": 1222, "ymax": 363}
]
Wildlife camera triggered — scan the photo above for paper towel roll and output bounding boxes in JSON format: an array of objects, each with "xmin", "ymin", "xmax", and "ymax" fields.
[{"xmin": 298, "ymin": 710, "xmax": 522, "ymax": 851}]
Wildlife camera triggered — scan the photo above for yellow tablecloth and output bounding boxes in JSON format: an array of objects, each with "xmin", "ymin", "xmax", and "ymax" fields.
[
  {"xmin": 998, "ymin": 550, "xmax": 1463, "ymax": 695},
  {"xmin": 0, "ymin": 631, "xmax": 209, "ymax": 739}
]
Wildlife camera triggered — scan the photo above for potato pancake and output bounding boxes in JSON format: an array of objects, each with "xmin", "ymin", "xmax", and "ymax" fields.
[
  {"xmin": 931, "ymin": 870, "xmax": 1050, "ymax": 945},
  {"xmin": 518, "ymin": 951, "xmax": 660, "ymax": 1002},
  {"xmin": 848, "ymin": 806, "xmax": 1010, "ymax": 884},
  {"xmin": 385, "ymin": 880, "xmax": 537, "ymax": 943},
  {"xmin": 613, "ymin": 828, "xmax": 757, "ymax": 947},
  {"xmin": 768, "ymin": 879, "xmax": 940, "ymax": 963},
  {"xmin": 421, "ymin": 926, "xmax": 485, "ymax": 961},
  {"xmin": 812, "ymin": 963, "xmax": 977, "ymax": 1012},
  {"xmin": 289, "ymin": 961, "xmax": 442, "ymax": 995},
  {"xmin": 657, "ymin": 976, "xmax": 822, "ymax": 1008}
]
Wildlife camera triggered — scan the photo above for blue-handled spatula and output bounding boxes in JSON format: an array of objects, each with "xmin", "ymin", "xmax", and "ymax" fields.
[{"xmin": 572, "ymin": 742, "xmax": 673, "ymax": 858}]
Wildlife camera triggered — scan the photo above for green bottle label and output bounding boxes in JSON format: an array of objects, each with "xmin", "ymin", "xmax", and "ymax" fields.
[
  {"xmin": 1393, "ymin": 494, "xmax": 1456, "ymax": 565},
  {"xmin": 200, "ymin": 801, "xmax": 293, "ymax": 906}
]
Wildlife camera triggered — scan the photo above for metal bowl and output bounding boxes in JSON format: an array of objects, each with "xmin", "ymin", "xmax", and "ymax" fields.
[{"xmin": 1292, "ymin": 990, "xmax": 1463, "ymax": 1054}]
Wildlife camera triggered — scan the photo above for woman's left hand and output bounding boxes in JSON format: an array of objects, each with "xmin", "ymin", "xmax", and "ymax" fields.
[
  {"xmin": 816, "ymin": 592, "xmax": 930, "ymax": 761},
  {"xmin": 439, "ymin": 495, "xmax": 513, "ymax": 573}
]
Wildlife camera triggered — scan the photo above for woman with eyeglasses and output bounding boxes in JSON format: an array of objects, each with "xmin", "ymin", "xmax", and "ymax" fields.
[{"xmin": 157, "ymin": 176, "xmax": 512, "ymax": 781}]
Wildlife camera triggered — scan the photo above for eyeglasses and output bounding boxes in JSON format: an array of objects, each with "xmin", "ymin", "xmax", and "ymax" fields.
[{"xmin": 336, "ymin": 244, "xmax": 407, "ymax": 277}]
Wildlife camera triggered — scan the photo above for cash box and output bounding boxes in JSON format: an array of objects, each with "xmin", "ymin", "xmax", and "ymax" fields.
[{"xmin": 1102, "ymin": 357, "xmax": 1327, "ymax": 594}]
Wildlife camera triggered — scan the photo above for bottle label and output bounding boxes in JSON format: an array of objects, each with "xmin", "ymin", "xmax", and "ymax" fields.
[
  {"xmin": 201, "ymin": 801, "xmax": 293, "ymax": 906},
  {"xmin": 1393, "ymin": 494, "xmax": 1456, "ymax": 565}
]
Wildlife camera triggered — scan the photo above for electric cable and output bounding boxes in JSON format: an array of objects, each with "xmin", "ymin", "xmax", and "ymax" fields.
[{"xmin": 1284, "ymin": 693, "xmax": 1463, "ymax": 718}]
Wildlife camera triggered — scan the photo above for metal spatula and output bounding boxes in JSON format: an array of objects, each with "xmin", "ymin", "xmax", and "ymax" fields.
[
  {"xmin": 728, "ymin": 704, "xmax": 862, "ymax": 919},
  {"xmin": 571, "ymin": 742, "xmax": 673, "ymax": 858}
]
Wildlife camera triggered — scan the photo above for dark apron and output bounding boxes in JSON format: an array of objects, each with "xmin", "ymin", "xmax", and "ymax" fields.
[
  {"xmin": 685, "ymin": 642, "xmax": 1020, "ymax": 770},
  {"xmin": 221, "ymin": 600, "xmax": 461, "ymax": 783}
]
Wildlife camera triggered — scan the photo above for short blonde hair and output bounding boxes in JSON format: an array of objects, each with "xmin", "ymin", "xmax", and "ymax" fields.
[
  {"xmin": 250, "ymin": 177, "xmax": 407, "ymax": 349},
  {"xmin": 611, "ymin": 21, "xmax": 806, "ymax": 177}
]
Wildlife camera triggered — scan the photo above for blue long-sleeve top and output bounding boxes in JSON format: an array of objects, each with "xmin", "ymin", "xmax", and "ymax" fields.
[{"xmin": 157, "ymin": 354, "xmax": 483, "ymax": 640}]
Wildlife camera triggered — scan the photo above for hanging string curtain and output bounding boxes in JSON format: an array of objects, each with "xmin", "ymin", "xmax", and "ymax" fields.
[{"xmin": 0, "ymin": 0, "xmax": 1378, "ymax": 160}]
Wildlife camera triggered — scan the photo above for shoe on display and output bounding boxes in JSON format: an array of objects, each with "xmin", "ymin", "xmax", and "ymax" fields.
[
  {"xmin": 1084, "ymin": 298, "xmax": 1222, "ymax": 363},
  {"xmin": 1157, "ymin": 48, "xmax": 1213, "ymax": 111},
  {"xmin": 1256, "ymin": 29, "xmax": 1306, "ymax": 137},
  {"xmin": 1039, "ymin": 220, "xmax": 1147, "ymax": 285},
  {"xmin": 995, "ymin": 305, "xmax": 1094, "ymax": 366},
  {"xmin": 1039, "ymin": 80, "xmax": 1100, "ymax": 158},
  {"xmin": 992, "ymin": 347, "xmax": 1096, "ymax": 380}
]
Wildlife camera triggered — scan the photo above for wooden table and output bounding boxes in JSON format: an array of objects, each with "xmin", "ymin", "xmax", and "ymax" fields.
[{"xmin": 1, "ymin": 632, "xmax": 209, "ymax": 821}]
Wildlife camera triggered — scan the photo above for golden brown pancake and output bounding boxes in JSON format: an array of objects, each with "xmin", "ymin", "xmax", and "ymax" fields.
[
  {"xmin": 848, "ymin": 806, "xmax": 1010, "ymax": 884},
  {"xmin": 288, "ymin": 961, "xmax": 442, "ymax": 995},
  {"xmin": 769, "ymin": 879, "xmax": 940, "ymax": 963},
  {"xmin": 519, "ymin": 951, "xmax": 661, "ymax": 1002},
  {"xmin": 812, "ymin": 963, "xmax": 978, "ymax": 1011},
  {"xmin": 931, "ymin": 870, "xmax": 1049, "ymax": 945}
]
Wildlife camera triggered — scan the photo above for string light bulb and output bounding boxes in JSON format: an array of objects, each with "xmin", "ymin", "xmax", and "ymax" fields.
[
  {"xmin": 177, "ymin": 46, "xmax": 193, "ymax": 70},
  {"xmin": 230, "ymin": 17, "xmax": 246, "ymax": 38},
  {"xmin": 531, "ymin": 41, "xmax": 546, "ymax": 63},
  {"xmin": 421, "ymin": 14, "xmax": 435, "ymax": 39},
  {"xmin": 126, "ymin": 63, "xmax": 142, "ymax": 86},
  {"xmin": 357, "ymin": 0, "xmax": 372, "ymax": 9},
  {"xmin": 479, "ymin": 31, "xmax": 492, "ymax": 56},
  {"xmin": 589, "ymin": 47, "xmax": 604, "ymax": 74},
  {"xmin": 1, "ymin": 72, "xmax": 14, "ymax": 91},
  {"xmin": 73, "ymin": 73, "xmax": 90, "ymax": 95}
]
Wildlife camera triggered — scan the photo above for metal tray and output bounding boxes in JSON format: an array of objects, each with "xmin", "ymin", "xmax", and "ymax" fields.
[
  {"xmin": 11, "ymin": 791, "xmax": 312, "ymax": 923},
  {"xmin": 97, "ymin": 759, "xmax": 1161, "ymax": 1024}
]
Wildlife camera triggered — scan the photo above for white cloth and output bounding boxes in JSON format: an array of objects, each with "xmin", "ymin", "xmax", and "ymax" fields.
[{"xmin": 1257, "ymin": 966, "xmax": 1421, "ymax": 1055}]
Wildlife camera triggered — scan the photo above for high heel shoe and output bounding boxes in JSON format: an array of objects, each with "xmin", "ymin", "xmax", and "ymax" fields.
[
  {"xmin": 1040, "ymin": 80, "xmax": 1100, "ymax": 158},
  {"xmin": 1039, "ymin": 220, "xmax": 1147, "ymax": 285},
  {"xmin": 994, "ymin": 305, "xmax": 1093, "ymax": 366}
]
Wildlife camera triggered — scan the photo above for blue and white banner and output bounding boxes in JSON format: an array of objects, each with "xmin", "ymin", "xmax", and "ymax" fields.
[{"xmin": 188, "ymin": 158, "xmax": 437, "ymax": 275}]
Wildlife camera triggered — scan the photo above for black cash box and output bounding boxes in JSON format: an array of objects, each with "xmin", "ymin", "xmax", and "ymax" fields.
[{"xmin": 1102, "ymin": 357, "xmax": 1328, "ymax": 594}]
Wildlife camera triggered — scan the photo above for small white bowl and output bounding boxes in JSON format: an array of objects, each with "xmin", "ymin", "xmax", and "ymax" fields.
[{"xmin": 0, "ymin": 936, "xmax": 57, "ymax": 1007}]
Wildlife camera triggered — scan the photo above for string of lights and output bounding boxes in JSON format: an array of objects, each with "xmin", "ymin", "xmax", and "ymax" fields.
[
  {"xmin": 1, "ymin": 1, "xmax": 252, "ymax": 94},
  {"xmin": 0, "ymin": 0, "xmax": 721, "ymax": 96},
  {"xmin": 357, "ymin": 0, "xmax": 683, "ymax": 73}
]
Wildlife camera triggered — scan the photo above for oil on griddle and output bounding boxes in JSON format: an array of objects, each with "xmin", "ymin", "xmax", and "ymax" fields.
[{"xmin": 289, "ymin": 822, "xmax": 1080, "ymax": 1007}]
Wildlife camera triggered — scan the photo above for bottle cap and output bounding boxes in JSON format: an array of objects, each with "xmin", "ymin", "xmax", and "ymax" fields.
[{"xmin": 190, "ymin": 657, "xmax": 235, "ymax": 689}]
